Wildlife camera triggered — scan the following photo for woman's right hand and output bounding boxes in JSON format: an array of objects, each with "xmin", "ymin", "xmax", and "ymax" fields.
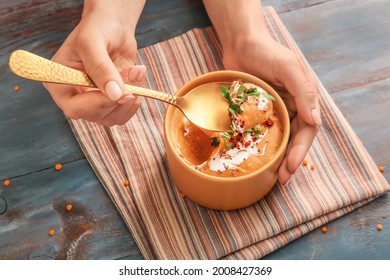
[{"xmin": 44, "ymin": 0, "xmax": 146, "ymax": 126}]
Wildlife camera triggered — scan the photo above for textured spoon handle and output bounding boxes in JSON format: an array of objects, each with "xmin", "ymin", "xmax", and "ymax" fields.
[
  {"xmin": 8, "ymin": 49, "xmax": 177, "ymax": 105},
  {"xmin": 9, "ymin": 50, "xmax": 95, "ymax": 87}
]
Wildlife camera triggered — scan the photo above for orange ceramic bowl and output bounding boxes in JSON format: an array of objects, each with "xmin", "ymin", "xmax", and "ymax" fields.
[{"xmin": 164, "ymin": 70, "xmax": 290, "ymax": 210}]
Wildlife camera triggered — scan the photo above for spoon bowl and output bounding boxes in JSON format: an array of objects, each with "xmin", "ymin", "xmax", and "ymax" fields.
[{"xmin": 8, "ymin": 50, "xmax": 231, "ymax": 131}]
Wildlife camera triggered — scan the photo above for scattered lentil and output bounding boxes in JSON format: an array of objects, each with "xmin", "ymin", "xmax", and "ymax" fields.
[
  {"xmin": 302, "ymin": 159, "xmax": 308, "ymax": 166},
  {"xmin": 13, "ymin": 85, "xmax": 20, "ymax": 91},
  {"xmin": 54, "ymin": 163, "xmax": 63, "ymax": 171},
  {"xmin": 321, "ymin": 226, "xmax": 327, "ymax": 233},
  {"xmin": 66, "ymin": 204, "xmax": 73, "ymax": 211},
  {"xmin": 3, "ymin": 179, "xmax": 11, "ymax": 186},
  {"xmin": 49, "ymin": 229, "xmax": 55, "ymax": 236},
  {"xmin": 310, "ymin": 164, "xmax": 315, "ymax": 171},
  {"xmin": 123, "ymin": 180, "xmax": 130, "ymax": 187},
  {"xmin": 376, "ymin": 224, "xmax": 383, "ymax": 231},
  {"xmin": 379, "ymin": 166, "xmax": 385, "ymax": 173}
]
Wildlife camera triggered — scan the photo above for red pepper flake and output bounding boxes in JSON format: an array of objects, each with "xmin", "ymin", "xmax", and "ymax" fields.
[
  {"xmin": 263, "ymin": 117, "xmax": 274, "ymax": 127},
  {"xmin": 3, "ymin": 179, "xmax": 11, "ymax": 186},
  {"xmin": 180, "ymin": 192, "xmax": 186, "ymax": 198}
]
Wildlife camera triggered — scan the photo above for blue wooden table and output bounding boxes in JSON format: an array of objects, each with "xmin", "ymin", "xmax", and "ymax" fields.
[{"xmin": 0, "ymin": 0, "xmax": 389, "ymax": 259}]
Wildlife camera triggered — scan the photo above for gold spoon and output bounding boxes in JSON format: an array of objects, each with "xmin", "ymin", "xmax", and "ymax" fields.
[{"xmin": 8, "ymin": 50, "xmax": 231, "ymax": 131}]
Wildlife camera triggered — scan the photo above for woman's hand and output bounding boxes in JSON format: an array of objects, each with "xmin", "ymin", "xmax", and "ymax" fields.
[
  {"xmin": 203, "ymin": 0, "xmax": 321, "ymax": 185},
  {"xmin": 222, "ymin": 36, "xmax": 321, "ymax": 185},
  {"xmin": 44, "ymin": 0, "xmax": 146, "ymax": 126}
]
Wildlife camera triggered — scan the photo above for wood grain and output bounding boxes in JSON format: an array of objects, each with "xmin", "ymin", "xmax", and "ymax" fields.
[{"xmin": 0, "ymin": 0, "xmax": 388, "ymax": 260}]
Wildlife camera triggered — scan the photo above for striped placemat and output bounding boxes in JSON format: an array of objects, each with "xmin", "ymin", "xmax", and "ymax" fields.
[{"xmin": 68, "ymin": 7, "xmax": 389, "ymax": 259}]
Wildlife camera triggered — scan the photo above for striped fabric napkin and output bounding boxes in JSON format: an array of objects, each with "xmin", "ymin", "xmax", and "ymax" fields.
[{"xmin": 68, "ymin": 7, "xmax": 389, "ymax": 259}]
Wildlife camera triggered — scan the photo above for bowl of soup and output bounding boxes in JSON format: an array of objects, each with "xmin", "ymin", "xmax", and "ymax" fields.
[{"xmin": 164, "ymin": 70, "xmax": 290, "ymax": 210}]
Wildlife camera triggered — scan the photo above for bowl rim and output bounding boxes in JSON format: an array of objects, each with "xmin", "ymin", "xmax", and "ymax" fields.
[{"xmin": 164, "ymin": 70, "xmax": 290, "ymax": 182}]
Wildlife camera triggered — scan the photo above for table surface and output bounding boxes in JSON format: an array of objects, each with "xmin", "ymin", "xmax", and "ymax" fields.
[{"xmin": 0, "ymin": 0, "xmax": 389, "ymax": 260}]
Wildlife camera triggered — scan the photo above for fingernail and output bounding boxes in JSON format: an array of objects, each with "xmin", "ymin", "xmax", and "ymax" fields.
[
  {"xmin": 117, "ymin": 94, "xmax": 135, "ymax": 104},
  {"xmin": 105, "ymin": 81, "xmax": 122, "ymax": 101},
  {"xmin": 136, "ymin": 65, "xmax": 146, "ymax": 82},
  {"xmin": 128, "ymin": 65, "xmax": 146, "ymax": 82},
  {"xmin": 281, "ymin": 176, "xmax": 293, "ymax": 187},
  {"xmin": 311, "ymin": 108, "xmax": 322, "ymax": 126}
]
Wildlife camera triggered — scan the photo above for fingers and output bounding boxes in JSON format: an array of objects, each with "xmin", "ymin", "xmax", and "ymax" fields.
[
  {"xmin": 44, "ymin": 63, "xmax": 147, "ymax": 126},
  {"xmin": 77, "ymin": 35, "xmax": 126, "ymax": 102},
  {"xmin": 278, "ymin": 116, "xmax": 318, "ymax": 185},
  {"xmin": 99, "ymin": 96, "xmax": 142, "ymax": 126},
  {"xmin": 118, "ymin": 64, "xmax": 147, "ymax": 104}
]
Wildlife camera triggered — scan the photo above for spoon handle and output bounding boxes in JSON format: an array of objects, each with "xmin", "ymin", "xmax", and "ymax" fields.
[{"xmin": 8, "ymin": 50, "xmax": 177, "ymax": 105}]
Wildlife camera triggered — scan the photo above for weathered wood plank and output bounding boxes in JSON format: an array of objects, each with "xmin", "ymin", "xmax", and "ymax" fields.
[
  {"xmin": 279, "ymin": 0, "xmax": 390, "ymax": 92},
  {"xmin": 262, "ymin": 0, "xmax": 332, "ymax": 13},
  {"xmin": 264, "ymin": 193, "xmax": 390, "ymax": 259},
  {"xmin": 0, "ymin": 0, "xmax": 84, "ymax": 179},
  {"xmin": 0, "ymin": 0, "xmax": 389, "ymax": 260},
  {"xmin": 0, "ymin": 159, "xmax": 143, "ymax": 260},
  {"xmin": 0, "ymin": 81, "xmax": 84, "ymax": 178},
  {"xmin": 332, "ymin": 79, "xmax": 390, "ymax": 178}
]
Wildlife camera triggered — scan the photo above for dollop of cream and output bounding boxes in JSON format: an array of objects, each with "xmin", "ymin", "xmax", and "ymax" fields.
[{"xmin": 209, "ymin": 129, "xmax": 268, "ymax": 172}]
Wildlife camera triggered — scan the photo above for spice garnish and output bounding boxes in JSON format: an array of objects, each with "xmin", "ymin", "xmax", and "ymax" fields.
[
  {"xmin": 211, "ymin": 80, "xmax": 274, "ymax": 150},
  {"xmin": 3, "ymin": 179, "xmax": 11, "ymax": 186}
]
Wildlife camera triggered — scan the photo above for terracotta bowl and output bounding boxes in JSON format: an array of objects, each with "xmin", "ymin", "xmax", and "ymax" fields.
[{"xmin": 164, "ymin": 70, "xmax": 290, "ymax": 210}]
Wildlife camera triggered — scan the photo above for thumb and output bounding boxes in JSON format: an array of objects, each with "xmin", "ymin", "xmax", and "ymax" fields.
[{"xmin": 80, "ymin": 44, "xmax": 125, "ymax": 102}]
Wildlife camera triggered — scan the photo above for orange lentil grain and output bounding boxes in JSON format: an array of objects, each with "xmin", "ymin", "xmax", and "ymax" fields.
[
  {"xmin": 54, "ymin": 163, "xmax": 63, "ymax": 171},
  {"xmin": 49, "ymin": 229, "xmax": 55, "ymax": 236},
  {"xmin": 3, "ymin": 179, "xmax": 11, "ymax": 186},
  {"xmin": 376, "ymin": 224, "xmax": 383, "ymax": 231},
  {"xmin": 123, "ymin": 180, "xmax": 130, "ymax": 187},
  {"xmin": 310, "ymin": 164, "xmax": 315, "ymax": 171},
  {"xmin": 180, "ymin": 192, "xmax": 186, "ymax": 198},
  {"xmin": 66, "ymin": 204, "xmax": 73, "ymax": 211},
  {"xmin": 321, "ymin": 226, "xmax": 327, "ymax": 233},
  {"xmin": 379, "ymin": 166, "xmax": 385, "ymax": 173},
  {"xmin": 302, "ymin": 159, "xmax": 308, "ymax": 166},
  {"xmin": 13, "ymin": 85, "xmax": 20, "ymax": 91}
]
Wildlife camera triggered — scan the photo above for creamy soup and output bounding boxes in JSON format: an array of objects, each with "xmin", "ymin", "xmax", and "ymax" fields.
[{"xmin": 173, "ymin": 80, "xmax": 284, "ymax": 177}]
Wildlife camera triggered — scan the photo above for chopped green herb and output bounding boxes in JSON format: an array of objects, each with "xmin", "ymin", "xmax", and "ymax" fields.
[
  {"xmin": 221, "ymin": 86, "xmax": 234, "ymax": 105},
  {"xmin": 245, "ymin": 126, "xmax": 262, "ymax": 139},
  {"xmin": 245, "ymin": 87, "xmax": 261, "ymax": 97},
  {"xmin": 261, "ymin": 91, "xmax": 276, "ymax": 101},
  {"xmin": 225, "ymin": 142, "xmax": 233, "ymax": 149}
]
